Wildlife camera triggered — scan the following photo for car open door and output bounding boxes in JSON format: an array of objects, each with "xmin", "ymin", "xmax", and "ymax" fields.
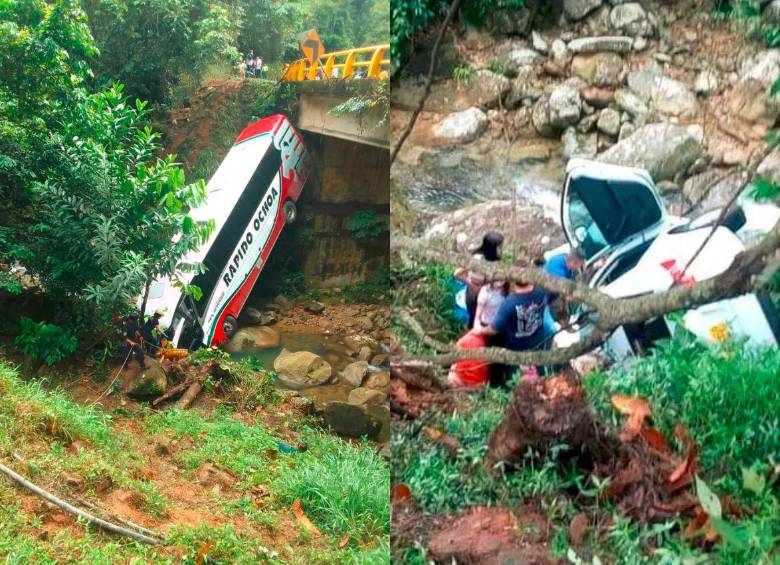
[{"xmin": 560, "ymin": 159, "xmax": 668, "ymax": 266}]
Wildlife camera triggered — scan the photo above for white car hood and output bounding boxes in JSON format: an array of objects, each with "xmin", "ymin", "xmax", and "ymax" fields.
[{"xmin": 601, "ymin": 226, "xmax": 746, "ymax": 298}]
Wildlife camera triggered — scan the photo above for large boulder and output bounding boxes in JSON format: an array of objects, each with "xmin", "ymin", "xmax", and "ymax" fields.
[
  {"xmin": 348, "ymin": 387, "xmax": 387, "ymax": 406},
  {"xmin": 224, "ymin": 326, "xmax": 280, "ymax": 353},
  {"xmin": 340, "ymin": 361, "xmax": 369, "ymax": 387},
  {"xmin": 548, "ymin": 85, "xmax": 582, "ymax": 129},
  {"xmin": 725, "ymin": 50, "xmax": 780, "ymax": 132},
  {"xmin": 239, "ymin": 307, "xmax": 278, "ymax": 326},
  {"xmin": 394, "ymin": 72, "xmax": 510, "ymax": 112},
  {"xmin": 273, "ymin": 349, "xmax": 332, "ymax": 389},
  {"xmin": 432, "ymin": 107, "xmax": 489, "ymax": 145},
  {"xmin": 567, "ymin": 36, "xmax": 633, "ymax": 54},
  {"xmin": 323, "ymin": 402, "xmax": 383, "ymax": 439},
  {"xmin": 598, "ymin": 123, "xmax": 704, "ymax": 181},
  {"xmin": 564, "ymin": 0, "xmax": 603, "ymax": 21},
  {"xmin": 571, "ymin": 52, "xmax": 624, "ymax": 86},
  {"xmin": 609, "ymin": 3, "xmax": 652, "ymax": 36},
  {"xmin": 123, "ymin": 358, "xmax": 167, "ymax": 400},
  {"xmin": 627, "ymin": 67, "xmax": 697, "ymax": 117}
]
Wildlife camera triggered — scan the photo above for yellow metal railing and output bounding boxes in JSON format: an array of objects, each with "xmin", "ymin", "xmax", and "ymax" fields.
[{"xmin": 281, "ymin": 44, "xmax": 390, "ymax": 81}]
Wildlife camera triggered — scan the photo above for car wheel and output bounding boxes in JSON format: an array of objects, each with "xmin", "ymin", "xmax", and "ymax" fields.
[
  {"xmin": 222, "ymin": 315, "xmax": 238, "ymax": 339},
  {"xmin": 283, "ymin": 200, "xmax": 297, "ymax": 224}
]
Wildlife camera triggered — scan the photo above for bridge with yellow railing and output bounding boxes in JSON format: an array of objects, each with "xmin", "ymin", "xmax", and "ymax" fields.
[{"xmin": 281, "ymin": 44, "xmax": 390, "ymax": 82}]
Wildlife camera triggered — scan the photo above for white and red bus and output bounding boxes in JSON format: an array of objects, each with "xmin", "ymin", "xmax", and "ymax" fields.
[{"xmin": 142, "ymin": 114, "xmax": 311, "ymax": 349}]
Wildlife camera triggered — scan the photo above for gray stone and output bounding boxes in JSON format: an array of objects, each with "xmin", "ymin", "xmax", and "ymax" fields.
[
  {"xmin": 305, "ymin": 301, "xmax": 325, "ymax": 314},
  {"xmin": 577, "ymin": 113, "xmax": 600, "ymax": 133},
  {"xmin": 614, "ymin": 89, "xmax": 649, "ymax": 118},
  {"xmin": 626, "ymin": 62, "xmax": 662, "ymax": 100},
  {"xmin": 531, "ymin": 31, "xmax": 548, "ymax": 53},
  {"xmin": 740, "ymin": 50, "xmax": 780, "ymax": 89},
  {"xmin": 610, "ymin": 3, "xmax": 651, "ymax": 36},
  {"xmin": 652, "ymin": 76, "xmax": 698, "ymax": 116},
  {"xmin": 502, "ymin": 47, "xmax": 542, "ymax": 73},
  {"xmin": 632, "ymin": 36, "xmax": 648, "ymax": 51},
  {"xmin": 682, "ymin": 170, "xmax": 724, "ymax": 204},
  {"xmin": 571, "ymin": 52, "xmax": 624, "ymax": 86},
  {"xmin": 341, "ymin": 360, "xmax": 369, "ymax": 387},
  {"xmin": 564, "ymin": 0, "xmax": 603, "ymax": 21},
  {"xmin": 618, "ymin": 122, "xmax": 636, "ymax": 140},
  {"xmin": 597, "ymin": 108, "xmax": 621, "ymax": 136},
  {"xmin": 323, "ymin": 402, "xmax": 382, "ymax": 439},
  {"xmin": 432, "ymin": 107, "xmax": 489, "ymax": 144},
  {"xmin": 224, "ymin": 326, "xmax": 280, "ymax": 353},
  {"xmin": 548, "ymin": 85, "xmax": 582, "ymax": 128},
  {"xmin": 598, "ymin": 123, "xmax": 704, "ymax": 181},
  {"xmin": 562, "ymin": 127, "xmax": 598, "ymax": 159},
  {"xmin": 357, "ymin": 345, "xmax": 373, "ymax": 362},
  {"xmin": 531, "ymin": 95, "xmax": 555, "ymax": 137},
  {"xmin": 347, "ymin": 387, "xmax": 387, "ymax": 406},
  {"xmin": 273, "ymin": 349, "xmax": 332, "ymax": 389},
  {"xmin": 124, "ymin": 359, "xmax": 167, "ymax": 400},
  {"xmin": 567, "ymin": 36, "xmax": 633, "ymax": 54},
  {"xmin": 694, "ymin": 70, "xmax": 719, "ymax": 95},
  {"xmin": 550, "ymin": 39, "xmax": 570, "ymax": 63},
  {"xmin": 506, "ymin": 67, "xmax": 542, "ymax": 108},
  {"xmin": 626, "ymin": 67, "xmax": 697, "ymax": 116}
]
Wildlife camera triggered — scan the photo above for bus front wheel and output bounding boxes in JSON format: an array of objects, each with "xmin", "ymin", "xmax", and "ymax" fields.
[
  {"xmin": 222, "ymin": 315, "xmax": 238, "ymax": 339},
  {"xmin": 283, "ymin": 200, "xmax": 297, "ymax": 224}
]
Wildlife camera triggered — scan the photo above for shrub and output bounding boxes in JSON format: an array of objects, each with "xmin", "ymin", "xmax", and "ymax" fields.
[
  {"xmin": 345, "ymin": 210, "xmax": 388, "ymax": 240},
  {"xmin": 15, "ymin": 318, "xmax": 78, "ymax": 366}
]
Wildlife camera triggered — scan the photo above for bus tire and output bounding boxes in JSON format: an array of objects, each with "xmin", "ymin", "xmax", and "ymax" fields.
[
  {"xmin": 283, "ymin": 200, "xmax": 297, "ymax": 224},
  {"xmin": 222, "ymin": 315, "xmax": 238, "ymax": 339}
]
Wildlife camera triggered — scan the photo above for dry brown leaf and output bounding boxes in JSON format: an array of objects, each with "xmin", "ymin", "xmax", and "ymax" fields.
[
  {"xmin": 641, "ymin": 427, "xmax": 671, "ymax": 453},
  {"xmin": 611, "ymin": 395, "xmax": 652, "ymax": 440},
  {"xmin": 338, "ymin": 533, "xmax": 350, "ymax": 548},
  {"xmin": 423, "ymin": 427, "xmax": 443, "ymax": 441},
  {"xmin": 668, "ymin": 446, "xmax": 698, "ymax": 491},
  {"xmin": 391, "ymin": 483, "xmax": 412, "ymax": 505},
  {"xmin": 292, "ymin": 498, "xmax": 322, "ymax": 537},
  {"xmin": 195, "ymin": 541, "xmax": 213, "ymax": 565}
]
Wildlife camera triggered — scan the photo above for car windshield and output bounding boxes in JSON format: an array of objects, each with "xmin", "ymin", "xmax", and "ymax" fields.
[{"xmin": 568, "ymin": 188, "xmax": 608, "ymax": 260}]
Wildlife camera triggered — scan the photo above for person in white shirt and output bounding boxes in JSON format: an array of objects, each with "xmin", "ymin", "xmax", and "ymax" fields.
[{"xmin": 473, "ymin": 280, "xmax": 507, "ymax": 331}]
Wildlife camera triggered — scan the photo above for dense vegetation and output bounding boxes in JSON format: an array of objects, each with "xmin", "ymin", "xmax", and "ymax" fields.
[
  {"xmin": 82, "ymin": 0, "xmax": 389, "ymax": 101},
  {"xmin": 0, "ymin": 0, "xmax": 389, "ymax": 351}
]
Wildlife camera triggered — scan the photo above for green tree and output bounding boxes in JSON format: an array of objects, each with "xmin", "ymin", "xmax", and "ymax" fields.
[{"xmin": 30, "ymin": 84, "xmax": 212, "ymax": 321}]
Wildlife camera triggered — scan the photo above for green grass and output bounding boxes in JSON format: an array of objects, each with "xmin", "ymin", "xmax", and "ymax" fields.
[
  {"xmin": 391, "ymin": 263, "xmax": 464, "ymax": 355},
  {"xmin": 274, "ymin": 431, "xmax": 390, "ymax": 542},
  {"xmin": 0, "ymin": 360, "xmax": 390, "ymax": 563}
]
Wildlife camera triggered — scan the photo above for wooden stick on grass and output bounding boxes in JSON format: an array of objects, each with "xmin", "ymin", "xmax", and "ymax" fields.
[{"xmin": 0, "ymin": 461, "xmax": 160, "ymax": 545}]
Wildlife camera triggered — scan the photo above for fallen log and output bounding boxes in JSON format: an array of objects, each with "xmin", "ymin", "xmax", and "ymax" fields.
[
  {"xmin": 152, "ymin": 380, "xmax": 193, "ymax": 406},
  {"xmin": 175, "ymin": 380, "xmax": 204, "ymax": 409},
  {"xmin": 0, "ymin": 461, "xmax": 160, "ymax": 544}
]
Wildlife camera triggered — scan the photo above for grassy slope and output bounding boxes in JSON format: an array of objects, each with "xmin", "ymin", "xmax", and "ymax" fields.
[{"xmin": 0, "ymin": 361, "xmax": 389, "ymax": 564}]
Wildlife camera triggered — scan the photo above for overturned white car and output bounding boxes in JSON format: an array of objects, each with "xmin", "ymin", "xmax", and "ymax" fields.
[{"xmin": 550, "ymin": 158, "xmax": 780, "ymax": 361}]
